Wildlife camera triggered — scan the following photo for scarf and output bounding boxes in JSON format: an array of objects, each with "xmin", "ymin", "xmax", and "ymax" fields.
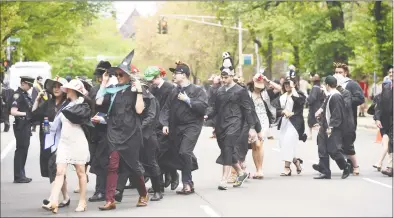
[
  {"xmin": 96, "ymin": 84, "xmax": 131, "ymax": 114},
  {"xmin": 44, "ymin": 101, "xmax": 69, "ymax": 152},
  {"xmin": 325, "ymin": 89, "xmax": 341, "ymax": 127}
]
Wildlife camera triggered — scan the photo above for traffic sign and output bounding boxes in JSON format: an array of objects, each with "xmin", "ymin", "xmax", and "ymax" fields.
[
  {"xmin": 243, "ymin": 54, "xmax": 253, "ymax": 65},
  {"xmin": 7, "ymin": 37, "xmax": 20, "ymax": 43}
]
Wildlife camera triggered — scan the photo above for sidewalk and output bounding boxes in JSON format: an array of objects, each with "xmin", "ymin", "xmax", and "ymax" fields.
[{"xmin": 303, "ymin": 110, "xmax": 377, "ymax": 130}]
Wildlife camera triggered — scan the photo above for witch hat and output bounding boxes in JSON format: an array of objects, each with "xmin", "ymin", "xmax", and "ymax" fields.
[{"xmin": 109, "ymin": 49, "xmax": 135, "ymax": 76}]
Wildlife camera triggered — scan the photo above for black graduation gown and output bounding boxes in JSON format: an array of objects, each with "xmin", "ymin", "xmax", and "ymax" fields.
[
  {"xmin": 208, "ymin": 84, "xmax": 256, "ymax": 166},
  {"xmin": 271, "ymin": 90, "xmax": 307, "ymax": 141},
  {"xmin": 205, "ymin": 84, "xmax": 221, "ymax": 127},
  {"xmin": 343, "ymin": 79, "xmax": 365, "ymax": 128},
  {"xmin": 140, "ymin": 92, "xmax": 161, "ymax": 177},
  {"xmin": 150, "ymin": 81, "xmax": 174, "ymax": 159},
  {"xmin": 1, "ymin": 87, "xmax": 13, "ymax": 123},
  {"xmin": 316, "ymin": 93, "xmax": 348, "ymax": 174},
  {"xmin": 307, "ymin": 84, "xmax": 324, "ymax": 128},
  {"xmin": 337, "ymin": 86, "xmax": 356, "ymax": 155},
  {"xmin": 375, "ymin": 83, "xmax": 393, "ymax": 152},
  {"xmin": 107, "ymin": 88, "xmax": 144, "ymax": 176},
  {"xmin": 159, "ymin": 84, "xmax": 208, "ymax": 172},
  {"xmin": 31, "ymin": 97, "xmax": 69, "ymax": 180},
  {"xmin": 88, "ymin": 84, "xmax": 111, "ymax": 176}
]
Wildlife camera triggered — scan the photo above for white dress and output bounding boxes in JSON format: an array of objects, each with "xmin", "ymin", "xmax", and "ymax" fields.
[
  {"xmin": 56, "ymin": 98, "xmax": 90, "ymax": 165},
  {"xmin": 252, "ymin": 94, "xmax": 269, "ymax": 140},
  {"xmin": 278, "ymin": 93, "xmax": 299, "ymax": 162}
]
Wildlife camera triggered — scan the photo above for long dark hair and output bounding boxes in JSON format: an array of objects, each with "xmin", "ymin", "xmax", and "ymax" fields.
[{"xmin": 281, "ymin": 78, "xmax": 299, "ymax": 93}]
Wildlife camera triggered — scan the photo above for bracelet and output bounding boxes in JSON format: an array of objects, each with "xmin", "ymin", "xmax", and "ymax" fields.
[{"xmin": 137, "ymin": 92, "xmax": 143, "ymax": 94}]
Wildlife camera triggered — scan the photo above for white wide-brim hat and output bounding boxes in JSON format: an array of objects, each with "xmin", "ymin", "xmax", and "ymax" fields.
[{"xmin": 60, "ymin": 79, "xmax": 88, "ymax": 96}]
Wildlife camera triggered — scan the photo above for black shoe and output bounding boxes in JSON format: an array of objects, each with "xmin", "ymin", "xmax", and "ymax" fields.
[
  {"xmin": 147, "ymin": 187, "xmax": 154, "ymax": 193},
  {"xmin": 164, "ymin": 173, "xmax": 171, "ymax": 188},
  {"xmin": 342, "ymin": 163, "xmax": 351, "ymax": 179},
  {"xmin": 312, "ymin": 164, "xmax": 323, "ymax": 174},
  {"xmin": 114, "ymin": 190, "xmax": 123, "ymax": 202},
  {"xmin": 347, "ymin": 159, "xmax": 354, "ymax": 174},
  {"xmin": 58, "ymin": 198, "xmax": 70, "ymax": 208},
  {"xmin": 150, "ymin": 192, "xmax": 163, "ymax": 201},
  {"xmin": 170, "ymin": 172, "xmax": 179, "ymax": 190},
  {"xmin": 313, "ymin": 174, "xmax": 331, "ymax": 179},
  {"xmin": 13, "ymin": 177, "xmax": 32, "ymax": 183},
  {"xmin": 88, "ymin": 192, "xmax": 105, "ymax": 202}
]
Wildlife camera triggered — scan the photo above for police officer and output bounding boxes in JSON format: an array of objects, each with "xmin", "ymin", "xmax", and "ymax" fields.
[{"xmin": 10, "ymin": 76, "xmax": 35, "ymax": 183}]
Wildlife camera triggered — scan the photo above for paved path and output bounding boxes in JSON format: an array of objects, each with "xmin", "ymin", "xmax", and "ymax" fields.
[{"xmin": 1, "ymin": 125, "xmax": 392, "ymax": 217}]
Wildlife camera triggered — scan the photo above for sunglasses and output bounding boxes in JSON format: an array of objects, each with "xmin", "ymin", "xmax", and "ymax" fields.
[{"xmin": 115, "ymin": 73, "xmax": 125, "ymax": 78}]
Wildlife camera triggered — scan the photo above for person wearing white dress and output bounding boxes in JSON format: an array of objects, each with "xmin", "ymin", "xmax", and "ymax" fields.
[
  {"xmin": 272, "ymin": 76, "xmax": 307, "ymax": 176},
  {"xmin": 42, "ymin": 79, "xmax": 91, "ymax": 214}
]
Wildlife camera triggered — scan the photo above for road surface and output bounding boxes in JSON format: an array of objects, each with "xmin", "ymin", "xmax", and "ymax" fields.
[{"xmin": 0, "ymin": 123, "xmax": 392, "ymax": 217}]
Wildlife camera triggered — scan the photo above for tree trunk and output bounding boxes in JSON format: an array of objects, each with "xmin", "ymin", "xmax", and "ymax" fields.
[
  {"xmin": 326, "ymin": 1, "xmax": 348, "ymax": 63},
  {"xmin": 265, "ymin": 33, "xmax": 273, "ymax": 79},
  {"xmin": 373, "ymin": 1, "xmax": 385, "ymax": 74},
  {"xmin": 293, "ymin": 44, "xmax": 300, "ymax": 70}
]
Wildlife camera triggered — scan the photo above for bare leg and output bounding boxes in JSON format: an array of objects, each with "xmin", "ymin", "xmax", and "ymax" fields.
[
  {"xmin": 61, "ymin": 177, "xmax": 69, "ymax": 202},
  {"xmin": 251, "ymin": 140, "xmax": 263, "ymax": 176},
  {"xmin": 375, "ymin": 135, "xmax": 389, "ymax": 168},
  {"xmin": 74, "ymin": 164, "xmax": 87, "ymax": 211},
  {"xmin": 43, "ymin": 164, "xmax": 67, "ymax": 213},
  {"xmin": 308, "ymin": 127, "xmax": 313, "ymax": 140}
]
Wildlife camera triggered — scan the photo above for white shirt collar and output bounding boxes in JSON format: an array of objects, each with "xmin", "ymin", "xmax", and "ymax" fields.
[{"xmin": 158, "ymin": 79, "xmax": 165, "ymax": 89}]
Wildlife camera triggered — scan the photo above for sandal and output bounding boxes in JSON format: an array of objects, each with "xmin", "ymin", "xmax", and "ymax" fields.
[
  {"xmin": 373, "ymin": 165, "xmax": 382, "ymax": 172},
  {"xmin": 280, "ymin": 167, "xmax": 292, "ymax": 176},
  {"xmin": 293, "ymin": 158, "xmax": 303, "ymax": 174},
  {"xmin": 252, "ymin": 173, "xmax": 264, "ymax": 179}
]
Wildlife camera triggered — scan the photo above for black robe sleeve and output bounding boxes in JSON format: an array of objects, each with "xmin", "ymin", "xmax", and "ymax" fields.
[
  {"xmin": 239, "ymin": 88, "xmax": 256, "ymax": 129},
  {"xmin": 292, "ymin": 91, "xmax": 306, "ymax": 116},
  {"xmin": 307, "ymin": 86, "xmax": 319, "ymax": 105},
  {"xmin": 189, "ymin": 87, "xmax": 208, "ymax": 116},
  {"xmin": 373, "ymin": 94, "xmax": 382, "ymax": 121},
  {"xmin": 159, "ymin": 91, "xmax": 174, "ymax": 127},
  {"xmin": 31, "ymin": 100, "xmax": 49, "ymax": 122},
  {"xmin": 328, "ymin": 94, "xmax": 343, "ymax": 128},
  {"xmin": 347, "ymin": 80, "xmax": 365, "ymax": 107},
  {"xmin": 141, "ymin": 98, "xmax": 156, "ymax": 133}
]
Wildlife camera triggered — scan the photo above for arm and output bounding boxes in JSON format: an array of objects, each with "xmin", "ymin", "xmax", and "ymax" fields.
[
  {"xmin": 159, "ymin": 91, "xmax": 173, "ymax": 127},
  {"xmin": 189, "ymin": 88, "xmax": 208, "ymax": 116},
  {"xmin": 348, "ymin": 81, "xmax": 365, "ymax": 106},
  {"xmin": 141, "ymin": 98, "xmax": 156, "ymax": 131},
  {"xmin": 239, "ymin": 89, "xmax": 256, "ymax": 129},
  {"xmin": 10, "ymin": 95, "xmax": 27, "ymax": 117},
  {"xmin": 266, "ymin": 79, "xmax": 282, "ymax": 93},
  {"xmin": 328, "ymin": 95, "xmax": 343, "ymax": 128},
  {"xmin": 95, "ymin": 85, "xmax": 106, "ymax": 106},
  {"xmin": 307, "ymin": 87, "xmax": 318, "ymax": 105},
  {"xmin": 374, "ymin": 94, "xmax": 382, "ymax": 121}
]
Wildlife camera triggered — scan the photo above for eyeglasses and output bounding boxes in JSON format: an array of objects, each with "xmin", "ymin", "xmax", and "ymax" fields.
[{"xmin": 115, "ymin": 73, "xmax": 125, "ymax": 78}]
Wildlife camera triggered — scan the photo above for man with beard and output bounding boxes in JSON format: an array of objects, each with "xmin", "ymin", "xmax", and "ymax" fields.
[
  {"xmin": 96, "ymin": 50, "xmax": 149, "ymax": 210},
  {"xmin": 144, "ymin": 65, "xmax": 180, "ymax": 193},
  {"xmin": 159, "ymin": 62, "xmax": 208, "ymax": 195},
  {"xmin": 207, "ymin": 68, "xmax": 257, "ymax": 190},
  {"xmin": 87, "ymin": 60, "xmax": 112, "ymax": 202},
  {"xmin": 313, "ymin": 76, "xmax": 351, "ymax": 179},
  {"xmin": 374, "ymin": 67, "xmax": 393, "ymax": 177}
]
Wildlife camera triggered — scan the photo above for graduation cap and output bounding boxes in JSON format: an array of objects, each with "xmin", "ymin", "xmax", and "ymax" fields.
[
  {"xmin": 108, "ymin": 50, "xmax": 135, "ymax": 76},
  {"xmin": 20, "ymin": 76, "xmax": 35, "ymax": 86}
]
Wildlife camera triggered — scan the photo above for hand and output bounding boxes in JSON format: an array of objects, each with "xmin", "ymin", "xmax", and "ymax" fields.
[
  {"xmin": 91, "ymin": 116, "xmax": 101, "ymax": 124},
  {"xmin": 133, "ymin": 79, "xmax": 142, "ymax": 92},
  {"xmin": 285, "ymin": 111, "xmax": 294, "ymax": 118},
  {"xmin": 262, "ymin": 76, "xmax": 269, "ymax": 82},
  {"xmin": 163, "ymin": 126, "xmax": 169, "ymax": 135},
  {"xmin": 315, "ymin": 108, "xmax": 323, "ymax": 118},
  {"xmin": 178, "ymin": 92, "xmax": 189, "ymax": 102},
  {"xmin": 257, "ymin": 131, "xmax": 263, "ymax": 141},
  {"xmin": 37, "ymin": 90, "xmax": 45, "ymax": 100},
  {"xmin": 204, "ymin": 115, "xmax": 208, "ymax": 121},
  {"xmin": 326, "ymin": 128, "xmax": 332, "ymax": 136},
  {"xmin": 102, "ymin": 72, "xmax": 110, "ymax": 85},
  {"xmin": 249, "ymin": 129, "xmax": 257, "ymax": 139},
  {"xmin": 376, "ymin": 120, "xmax": 383, "ymax": 129}
]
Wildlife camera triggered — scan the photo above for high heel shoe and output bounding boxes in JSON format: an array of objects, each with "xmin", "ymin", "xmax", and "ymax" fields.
[
  {"xmin": 293, "ymin": 158, "xmax": 303, "ymax": 174},
  {"xmin": 373, "ymin": 164, "xmax": 382, "ymax": 172},
  {"xmin": 75, "ymin": 203, "xmax": 87, "ymax": 212},
  {"xmin": 280, "ymin": 167, "xmax": 292, "ymax": 176},
  {"xmin": 59, "ymin": 198, "xmax": 70, "ymax": 208},
  {"xmin": 42, "ymin": 203, "xmax": 58, "ymax": 214}
]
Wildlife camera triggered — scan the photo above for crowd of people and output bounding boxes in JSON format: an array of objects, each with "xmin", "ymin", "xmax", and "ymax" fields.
[{"xmin": 0, "ymin": 50, "xmax": 392, "ymax": 214}]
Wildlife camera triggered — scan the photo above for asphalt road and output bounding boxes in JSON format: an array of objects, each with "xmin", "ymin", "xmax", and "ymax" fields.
[{"xmin": 0, "ymin": 124, "xmax": 392, "ymax": 217}]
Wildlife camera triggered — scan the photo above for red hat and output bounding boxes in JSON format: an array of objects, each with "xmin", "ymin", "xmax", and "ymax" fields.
[
  {"xmin": 130, "ymin": 64, "xmax": 140, "ymax": 74},
  {"xmin": 158, "ymin": 67, "xmax": 166, "ymax": 77}
]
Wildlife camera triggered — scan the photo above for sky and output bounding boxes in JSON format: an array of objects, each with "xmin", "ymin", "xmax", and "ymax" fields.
[{"xmin": 113, "ymin": 1, "xmax": 158, "ymax": 28}]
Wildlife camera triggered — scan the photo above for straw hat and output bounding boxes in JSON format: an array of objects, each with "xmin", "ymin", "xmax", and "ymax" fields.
[
  {"xmin": 61, "ymin": 79, "xmax": 88, "ymax": 96},
  {"xmin": 44, "ymin": 76, "xmax": 68, "ymax": 96}
]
